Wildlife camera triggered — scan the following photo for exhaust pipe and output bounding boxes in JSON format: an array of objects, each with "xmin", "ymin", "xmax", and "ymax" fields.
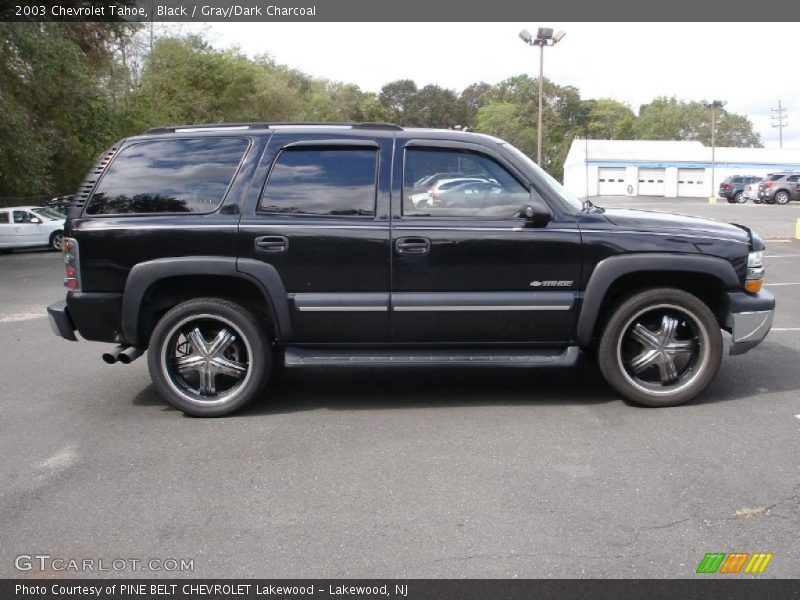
[
  {"xmin": 102, "ymin": 345, "xmax": 125, "ymax": 364},
  {"xmin": 118, "ymin": 346, "xmax": 144, "ymax": 364}
]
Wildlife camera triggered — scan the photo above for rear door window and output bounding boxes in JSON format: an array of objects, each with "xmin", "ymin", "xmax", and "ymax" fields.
[
  {"xmin": 86, "ymin": 137, "xmax": 249, "ymax": 215},
  {"xmin": 260, "ymin": 147, "xmax": 378, "ymax": 216}
]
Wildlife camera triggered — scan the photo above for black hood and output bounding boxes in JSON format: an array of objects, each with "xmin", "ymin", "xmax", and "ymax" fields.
[{"xmin": 601, "ymin": 208, "xmax": 750, "ymax": 244}]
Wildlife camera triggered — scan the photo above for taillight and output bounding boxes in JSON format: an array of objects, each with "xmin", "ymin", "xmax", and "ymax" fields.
[
  {"xmin": 765, "ymin": 181, "xmax": 774, "ymax": 189},
  {"xmin": 62, "ymin": 237, "xmax": 81, "ymax": 291},
  {"xmin": 722, "ymin": 183, "xmax": 731, "ymax": 190}
]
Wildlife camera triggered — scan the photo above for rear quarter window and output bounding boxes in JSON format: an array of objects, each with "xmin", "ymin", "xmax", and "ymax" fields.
[{"xmin": 86, "ymin": 137, "xmax": 249, "ymax": 215}]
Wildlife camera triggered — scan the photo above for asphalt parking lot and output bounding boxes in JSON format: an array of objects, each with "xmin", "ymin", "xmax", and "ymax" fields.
[{"xmin": 1, "ymin": 197, "xmax": 798, "ymax": 579}]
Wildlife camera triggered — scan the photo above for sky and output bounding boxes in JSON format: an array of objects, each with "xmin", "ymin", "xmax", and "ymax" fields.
[{"xmin": 201, "ymin": 22, "xmax": 797, "ymax": 149}]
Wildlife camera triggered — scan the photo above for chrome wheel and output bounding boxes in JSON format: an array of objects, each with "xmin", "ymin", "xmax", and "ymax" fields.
[
  {"xmin": 51, "ymin": 231, "xmax": 64, "ymax": 251},
  {"xmin": 617, "ymin": 304, "xmax": 709, "ymax": 395},
  {"xmin": 160, "ymin": 314, "xmax": 252, "ymax": 406}
]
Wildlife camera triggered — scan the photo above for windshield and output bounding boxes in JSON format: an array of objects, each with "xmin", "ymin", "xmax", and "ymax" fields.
[
  {"xmin": 32, "ymin": 207, "xmax": 64, "ymax": 220},
  {"xmin": 501, "ymin": 143, "xmax": 584, "ymax": 212}
]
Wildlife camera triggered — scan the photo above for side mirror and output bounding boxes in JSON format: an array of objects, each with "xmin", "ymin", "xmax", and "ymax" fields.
[
  {"xmin": 30, "ymin": 217, "xmax": 42, "ymax": 224},
  {"xmin": 519, "ymin": 197, "xmax": 553, "ymax": 227},
  {"xmin": 521, "ymin": 205, "xmax": 536, "ymax": 220}
]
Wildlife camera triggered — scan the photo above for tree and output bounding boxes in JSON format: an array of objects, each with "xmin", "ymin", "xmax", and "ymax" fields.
[
  {"xmin": 635, "ymin": 97, "xmax": 761, "ymax": 147},
  {"xmin": 379, "ymin": 79, "xmax": 418, "ymax": 121},
  {"xmin": 582, "ymin": 98, "xmax": 635, "ymax": 139},
  {"xmin": 0, "ymin": 22, "xmax": 140, "ymax": 197},
  {"xmin": 404, "ymin": 85, "xmax": 467, "ymax": 128}
]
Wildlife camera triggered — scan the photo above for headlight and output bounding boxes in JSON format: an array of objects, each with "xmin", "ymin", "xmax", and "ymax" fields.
[{"xmin": 745, "ymin": 250, "xmax": 765, "ymax": 293}]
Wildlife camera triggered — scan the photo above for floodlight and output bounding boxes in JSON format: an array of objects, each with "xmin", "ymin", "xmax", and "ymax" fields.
[
  {"xmin": 536, "ymin": 27, "xmax": 554, "ymax": 40},
  {"xmin": 519, "ymin": 29, "xmax": 533, "ymax": 44}
]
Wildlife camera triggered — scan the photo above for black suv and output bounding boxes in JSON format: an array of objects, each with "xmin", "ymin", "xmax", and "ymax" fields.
[
  {"xmin": 47, "ymin": 123, "xmax": 775, "ymax": 416},
  {"xmin": 718, "ymin": 175, "xmax": 761, "ymax": 204},
  {"xmin": 758, "ymin": 172, "xmax": 800, "ymax": 205}
]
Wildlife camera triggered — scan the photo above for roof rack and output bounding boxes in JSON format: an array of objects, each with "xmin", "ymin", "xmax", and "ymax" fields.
[
  {"xmin": 351, "ymin": 122, "xmax": 404, "ymax": 131},
  {"xmin": 144, "ymin": 122, "xmax": 403, "ymax": 134},
  {"xmin": 145, "ymin": 123, "xmax": 270, "ymax": 134}
]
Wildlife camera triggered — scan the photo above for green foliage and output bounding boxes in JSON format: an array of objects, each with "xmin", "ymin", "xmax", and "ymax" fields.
[
  {"xmin": 0, "ymin": 22, "xmax": 141, "ymax": 198},
  {"xmin": 583, "ymin": 98, "xmax": 636, "ymax": 139},
  {"xmin": 0, "ymin": 26, "xmax": 764, "ymax": 198},
  {"xmin": 635, "ymin": 97, "xmax": 761, "ymax": 147}
]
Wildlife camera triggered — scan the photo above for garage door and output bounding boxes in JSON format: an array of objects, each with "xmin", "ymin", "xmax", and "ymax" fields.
[
  {"xmin": 638, "ymin": 168, "xmax": 665, "ymax": 196},
  {"xmin": 597, "ymin": 168, "xmax": 626, "ymax": 196},
  {"xmin": 677, "ymin": 168, "xmax": 705, "ymax": 197}
]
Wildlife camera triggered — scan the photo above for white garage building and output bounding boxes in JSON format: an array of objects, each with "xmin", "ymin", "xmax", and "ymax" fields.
[{"xmin": 563, "ymin": 139, "xmax": 800, "ymax": 199}]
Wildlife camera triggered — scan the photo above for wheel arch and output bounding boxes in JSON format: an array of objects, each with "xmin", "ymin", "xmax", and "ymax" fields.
[
  {"xmin": 577, "ymin": 254, "xmax": 741, "ymax": 347},
  {"xmin": 122, "ymin": 256, "xmax": 291, "ymax": 346}
]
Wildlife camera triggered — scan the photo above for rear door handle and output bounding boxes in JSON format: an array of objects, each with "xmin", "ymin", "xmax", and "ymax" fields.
[
  {"xmin": 255, "ymin": 235, "xmax": 288, "ymax": 253},
  {"xmin": 396, "ymin": 237, "xmax": 430, "ymax": 255}
]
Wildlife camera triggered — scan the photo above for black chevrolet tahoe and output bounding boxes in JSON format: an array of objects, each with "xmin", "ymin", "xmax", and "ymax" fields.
[{"xmin": 47, "ymin": 122, "xmax": 775, "ymax": 416}]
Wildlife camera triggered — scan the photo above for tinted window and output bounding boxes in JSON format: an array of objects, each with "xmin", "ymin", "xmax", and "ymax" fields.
[
  {"xmin": 260, "ymin": 147, "xmax": 377, "ymax": 216},
  {"xmin": 404, "ymin": 148, "xmax": 528, "ymax": 218},
  {"xmin": 86, "ymin": 138, "xmax": 248, "ymax": 215},
  {"xmin": 787, "ymin": 175, "xmax": 800, "ymax": 182},
  {"xmin": 13, "ymin": 211, "xmax": 34, "ymax": 223},
  {"xmin": 768, "ymin": 175, "xmax": 784, "ymax": 182},
  {"xmin": 732, "ymin": 177, "xmax": 742, "ymax": 183},
  {"xmin": 0, "ymin": 212, "xmax": 8, "ymax": 224}
]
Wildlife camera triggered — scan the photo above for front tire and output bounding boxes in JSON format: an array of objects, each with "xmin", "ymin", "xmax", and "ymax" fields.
[
  {"xmin": 147, "ymin": 298, "xmax": 271, "ymax": 417},
  {"xmin": 597, "ymin": 288, "xmax": 722, "ymax": 407}
]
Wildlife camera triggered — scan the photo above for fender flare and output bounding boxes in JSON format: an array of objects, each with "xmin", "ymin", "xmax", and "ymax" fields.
[
  {"xmin": 576, "ymin": 253, "xmax": 741, "ymax": 347},
  {"xmin": 122, "ymin": 256, "xmax": 291, "ymax": 346}
]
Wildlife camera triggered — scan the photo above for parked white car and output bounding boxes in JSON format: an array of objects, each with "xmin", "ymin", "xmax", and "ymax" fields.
[
  {"xmin": 744, "ymin": 180, "xmax": 763, "ymax": 203},
  {"xmin": 0, "ymin": 206, "xmax": 66, "ymax": 253}
]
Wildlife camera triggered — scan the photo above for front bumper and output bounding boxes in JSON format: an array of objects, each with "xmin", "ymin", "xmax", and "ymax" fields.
[
  {"xmin": 47, "ymin": 300, "xmax": 77, "ymax": 341},
  {"xmin": 725, "ymin": 290, "xmax": 775, "ymax": 355}
]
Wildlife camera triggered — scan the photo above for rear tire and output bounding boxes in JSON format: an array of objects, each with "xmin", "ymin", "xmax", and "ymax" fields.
[
  {"xmin": 774, "ymin": 190, "xmax": 790, "ymax": 205},
  {"xmin": 147, "ymin": 298, "xmax": 272, "ymax": 417},
  {"xmin": 597, "ymin": 288, "xmax": 722, "ymax": 407},
  {"xmin": 49, "ymin": 230, "xmax": 64, "ymax": 251},
  {"xmin": 733, "ymin": 191, "xmax": 745, "ymax": 204}
]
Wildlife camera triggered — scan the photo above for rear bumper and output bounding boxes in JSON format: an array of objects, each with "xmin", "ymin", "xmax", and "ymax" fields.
[
  {"xmin": 48, "ymin": 293, "xmax": 123, "ymax": 343},
  {"xmin": 725, "ymin": 290, "xmax": 775, "ymax": 355},
  {"xmin": 47, "ymin": 300, "xmax": 77, "ymax": 341}
]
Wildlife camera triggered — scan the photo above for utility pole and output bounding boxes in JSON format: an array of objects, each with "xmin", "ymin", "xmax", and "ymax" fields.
[
  {"xmin": 702, "ymin": 100, "xmax": 726, "ymax": 200},
  {"xmin": 519, "ymin": 28, "xmax": 566, "ymax": 166},
  {"xmin": 772, "ymin": 100, "xmax": 788, "ymax": 149}
]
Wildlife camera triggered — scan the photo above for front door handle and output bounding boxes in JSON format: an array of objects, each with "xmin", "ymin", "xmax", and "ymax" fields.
[
  {"xmin": 255, "ymin": 235, "xmax": 288, "ymax": 253},
  {"xmin": 396, "ymin": 237, "xmax": 430, "ymax": 255}
]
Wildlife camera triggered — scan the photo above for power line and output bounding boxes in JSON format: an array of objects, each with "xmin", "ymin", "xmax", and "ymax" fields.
[{"xmin": 771, "ymin": 100, "xmax": 788, "ymax": 149}]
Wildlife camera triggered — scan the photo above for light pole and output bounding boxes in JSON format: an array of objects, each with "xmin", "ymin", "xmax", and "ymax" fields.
[
  {"xmin": 519, "ymin": 27, "xmax": 566, "ymax": 166},
  {"xmin": 701, "ymin": 99, "xmax": 727, "ymax": 200}
]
